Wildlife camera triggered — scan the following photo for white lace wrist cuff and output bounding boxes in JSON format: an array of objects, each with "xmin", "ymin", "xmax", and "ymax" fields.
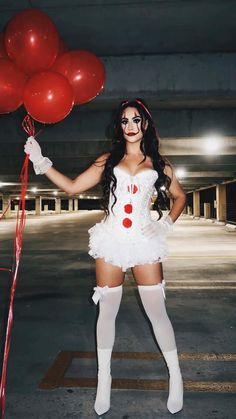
[{"xmin": 33, "ymin": 157, "xmax": 52, "ymax": 175}]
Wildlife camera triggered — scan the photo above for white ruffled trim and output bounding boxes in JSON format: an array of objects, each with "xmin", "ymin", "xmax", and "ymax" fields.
[{"xmin": 88, "ymin": 222, "xmax": 169, "ymax": 272}]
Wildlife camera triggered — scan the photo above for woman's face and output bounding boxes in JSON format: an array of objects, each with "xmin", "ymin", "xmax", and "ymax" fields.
[{"xmin": 121, "ymin": 107, "xmax": 148, "ymax": 143}]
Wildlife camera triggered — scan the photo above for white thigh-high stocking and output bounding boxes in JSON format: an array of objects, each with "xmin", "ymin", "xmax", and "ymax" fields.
[
  {"xmin": 92, "ymin": 284, "xmax": 123, "ymax": 416},
  {"xmin": 137, "ymin": 281, "xmax": 183, "ymax": 414}
]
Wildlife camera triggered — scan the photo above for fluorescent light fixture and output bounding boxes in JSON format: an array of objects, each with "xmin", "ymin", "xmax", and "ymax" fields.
[{"xmin": 0, "ymin": 182, "xmax": 20, "ymax": 187}]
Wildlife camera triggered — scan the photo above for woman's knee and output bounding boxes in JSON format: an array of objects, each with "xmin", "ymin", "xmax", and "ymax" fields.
[{"xmin": 92, "ymin": 282, "xmax": 123, "ymax": 306}]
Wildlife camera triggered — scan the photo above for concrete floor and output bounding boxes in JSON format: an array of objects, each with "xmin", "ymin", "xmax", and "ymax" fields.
[{"xmin": 0, "ymin": 211, "xmax": 235, "ymax": 419}]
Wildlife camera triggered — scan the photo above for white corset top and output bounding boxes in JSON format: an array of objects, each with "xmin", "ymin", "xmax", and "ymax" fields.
[{"xmin": 104, "ymin": 165, "xmax": 159, "ymax": 241}]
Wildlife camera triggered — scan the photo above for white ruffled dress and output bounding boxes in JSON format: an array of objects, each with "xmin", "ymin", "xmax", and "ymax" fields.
[{"xmin": 88, "ymin": 166, "xmax": 169, "ymax": 272}]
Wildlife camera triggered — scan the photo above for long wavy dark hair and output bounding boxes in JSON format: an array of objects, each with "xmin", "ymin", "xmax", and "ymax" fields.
[{"xmin": 95, "ymin": 98, "xmax": 172, "ymax": 220}]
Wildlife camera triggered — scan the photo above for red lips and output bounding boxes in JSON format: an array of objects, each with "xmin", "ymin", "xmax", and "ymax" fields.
[{"xmin": 127, "ymin": 132, "xmax": 137, "ymax": 136}]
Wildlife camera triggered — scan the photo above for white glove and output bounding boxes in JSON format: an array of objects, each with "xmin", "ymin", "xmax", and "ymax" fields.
[
  {"xmin": 24, "ymin": 136, "xmax": 52, "ymax": 175},
  {"xmin": 141, "ymin": 215, "xmax": 174, "ymax": 239}
]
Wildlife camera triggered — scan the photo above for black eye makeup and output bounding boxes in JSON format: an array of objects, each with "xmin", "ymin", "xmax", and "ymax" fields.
[{"xmin": 121, "ymin": 116, "xmax": 141, "ymax": 125}]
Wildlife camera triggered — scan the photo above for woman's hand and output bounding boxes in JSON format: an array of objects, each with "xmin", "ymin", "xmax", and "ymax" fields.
[
  {"xmin": 141, "ymin": 215, "xmax": 174, "ymax": 239},
  {"xmin": 24, "ymin": 136, "xmax": 52, "ymax": 175}
]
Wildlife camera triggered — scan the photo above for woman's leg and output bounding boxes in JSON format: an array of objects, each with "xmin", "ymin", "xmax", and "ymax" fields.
[
  {"xmin": 93, "ymin": 258, "xmax": 125, "ymax": 416},
  {"xmin": 131, "ymin": 262, "xmax": 183, "ymax": 414}
]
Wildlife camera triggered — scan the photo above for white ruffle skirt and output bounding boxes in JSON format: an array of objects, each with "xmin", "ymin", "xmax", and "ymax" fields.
[{"xmin": 88, "ymin": 220, "xmax": 169, "ymax": 272}]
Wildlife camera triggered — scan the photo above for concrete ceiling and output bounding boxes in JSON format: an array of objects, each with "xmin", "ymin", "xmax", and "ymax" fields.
[{"xmin": 0, "ymin": 0, "xmax": 236, "ymax": 198}]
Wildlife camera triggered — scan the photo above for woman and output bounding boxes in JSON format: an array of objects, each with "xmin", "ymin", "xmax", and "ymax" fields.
[{"xmin": 25, "ymin": 98, "xmax": 186, "ymax": 417}]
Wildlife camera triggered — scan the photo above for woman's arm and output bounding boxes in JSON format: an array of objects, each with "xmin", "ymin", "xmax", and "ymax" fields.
[
  {"xmin": 164, "ymin": 163, "xmax": 187, "ymax": 222},
  {"xmin": 45, "ymin": 153, "xmax": 109, "ymax": 196},
  {"xmin": 24, "ymin": 136, "xmax": 109, "ymax": 196},
  {"xmin": 141, "ymin": 161, "xmax": 186, "ymax": 239}
]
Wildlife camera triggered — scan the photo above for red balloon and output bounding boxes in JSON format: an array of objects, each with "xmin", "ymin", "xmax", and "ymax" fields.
[
  {"xmin": 53, "ymin": 50, "xmax": 105, "ymax": 104},
  {"xmin": 0, "ymin": 58, "xmax": 27, "ymax": 114},
  {"xmin": 5, "ymin": 8, "xmax": 59, "ymax": 75},
  {"xmin": 23, "ymin": 71, "xmax": 74, "ymax": 123},
  {"xmin": 0, "ymin": 33, "xmax": 7, "ymax": 58}
]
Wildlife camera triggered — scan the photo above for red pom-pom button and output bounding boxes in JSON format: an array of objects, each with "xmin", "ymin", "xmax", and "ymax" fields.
[
  {"xmin": 122, "ymin": 218, "xmax": 132, "ymax": 228},
  {"xmin": 127, "ymin": 184, "xmax": 138, "ymax": 194},
  {"xmin": 124, "ymin": 204, "xmax": 133, "ymax": 213}
]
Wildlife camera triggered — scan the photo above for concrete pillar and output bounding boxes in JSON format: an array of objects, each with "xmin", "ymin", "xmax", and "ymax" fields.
[
  {"xmin": 2, "ymin": 195, "xmax": 11, "ymax": 218},
  {"xmin": 55, "ymin": 198, "xmax": 61, "ymax": 214},
  {"xmin": 216, "ymin": 184, "xmax": 226, "ymax": 222},
  {"xmin": 74, "ymin": 198, "xmax": 79, "ymax": 211},
  {"xmin": 35, "ymin": 196, "xmax": 42, "ymax": 215},
  {"xmin": 68, "ymin": 198, "xmax": 73, "ymax": 212},
  {"xmin": 193, "ymin": 191, "xmax": 200, "ymax": 217},
  {"xmin": 204, "ymin": 202, "xmax": 211, "ymax": 219},
  {"xmin": 44, "ymin": 204, "xmax": 48, "ymax": 212},
  {"xmin": 187, "ymin": 205, "xmax": 192, "ymax": 215}
]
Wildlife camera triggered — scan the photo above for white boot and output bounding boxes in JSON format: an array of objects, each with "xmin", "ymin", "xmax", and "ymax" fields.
[
  {"xmin": 94, "ymin": 348, "xmax": 112, "ymax": 416},
  {"xmin": 163, "ymin": 348, "xmax": 183, "ymax": 414}
]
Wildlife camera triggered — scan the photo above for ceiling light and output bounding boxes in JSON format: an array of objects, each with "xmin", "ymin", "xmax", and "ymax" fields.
[
  {"xmin": 31, "ymin": 187, "xmax": 37, "ymax": 193},
  {"xmin": 53, "ymin": 191, "xmax": 58, "ymax": 196},
  {"xmin": 175, "ymin": 168, "xmax": 186, "ymax": 178},
  {"xmin": 203, "ymin": 133, "xmax": 222, "ymax": 154}
]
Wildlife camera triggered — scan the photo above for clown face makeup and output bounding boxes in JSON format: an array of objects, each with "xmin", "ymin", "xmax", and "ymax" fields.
[{"xmin": 121, "ymin": 107, "xmax": 148, "ymax": 143}]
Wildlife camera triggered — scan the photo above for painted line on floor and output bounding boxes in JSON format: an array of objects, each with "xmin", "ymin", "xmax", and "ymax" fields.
[
  {"xmin": 160, "ymin": 279, "xmax": 235, "ymax": 283},
  {"xmin": 38, "ymin": 351, "xmax": 236, "ymax": 392},
  {"xmin": 123, "ymin": 280, "xmax": 236, "ymax": 289},
  {"xmin": 125, "ymin": 288, "xmax": 236, "ymax": 290},
  {"xmin": 168, "ymin": 256, "xmax": 236, "ymax": 259}
]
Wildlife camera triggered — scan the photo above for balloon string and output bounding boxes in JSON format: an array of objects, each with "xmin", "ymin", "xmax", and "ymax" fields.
[
  {"xmin": 22, "ymin": 114, "xmax": 42, "ymax": 139},
  {"xmin": 22, "ymin": 114, "xmax": 35, "ymax": 137},
  {"xmin": 0, "ymin": 154, "xmax": 29, "ymax": 419}
]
